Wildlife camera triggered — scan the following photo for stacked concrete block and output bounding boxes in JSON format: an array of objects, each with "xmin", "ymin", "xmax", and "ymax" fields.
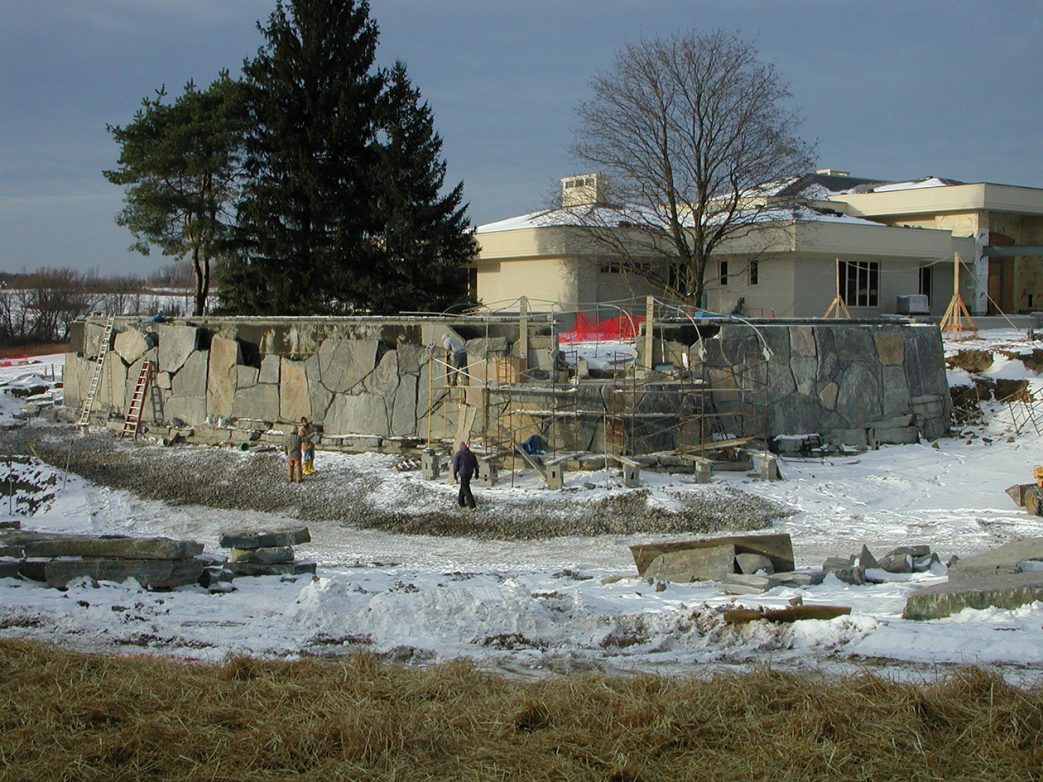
[
  {"xmin": 219, "ymin": 526, "xmax": 316, "ymax": 577},
  {"xmin": 0, "ymin": 529, "xmax": 205, "ymax": 589}
]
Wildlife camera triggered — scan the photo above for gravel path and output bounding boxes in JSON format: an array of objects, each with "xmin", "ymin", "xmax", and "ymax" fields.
[{"xmin": 8, "ymin": 422, "xmax": 792, "ymax": 541}]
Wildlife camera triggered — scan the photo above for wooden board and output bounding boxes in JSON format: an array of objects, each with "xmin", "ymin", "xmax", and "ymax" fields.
[{"xmin": 723, "ymin": 605, "xmax": 851, "ymax": 625}]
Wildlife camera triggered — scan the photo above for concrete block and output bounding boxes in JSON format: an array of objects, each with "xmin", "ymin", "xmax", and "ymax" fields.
[
  {"xmin": 869, "ymin": 425, "xmax": 919, "ymax": 446},
  {"xmin": 477, "ymin": 458, "xmax": 498, "ymax": 488},
  {"xmin": 218, "ymin": 526, "xmax": 311, "ymax": 549},
  {"xmin": 545, "ymin": 462, "xmax": 564, "ymax": 491},
  {"xmin": 903, "ymin": 572, "xmax": 1043, "ymax": 620},
  {"xmin": 421, "ymin": 449, "xmax": 442, "ymax": 480}
]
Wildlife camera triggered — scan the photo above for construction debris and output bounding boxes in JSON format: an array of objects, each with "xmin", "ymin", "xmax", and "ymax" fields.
[{"xmin": 630, "ymin": 533, "xmax": 795, "ymax": 583}]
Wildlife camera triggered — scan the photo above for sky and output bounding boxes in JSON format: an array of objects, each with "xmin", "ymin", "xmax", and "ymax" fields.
[{"xmin": 1, "ymin": 0, "xmax": 1041, "ymax": 277}]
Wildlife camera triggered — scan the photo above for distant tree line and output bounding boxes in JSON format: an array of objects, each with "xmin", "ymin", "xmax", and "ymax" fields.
[
  {"xmin": 0, "ymin": 265, "xmax": 196, "ymax": 346},
  {"xmin": 105, "ymin": 0, "xmax": 477, "ymax": 317}
]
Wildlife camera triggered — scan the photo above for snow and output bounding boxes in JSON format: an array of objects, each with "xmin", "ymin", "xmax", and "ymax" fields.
[
  {"xmin": 1, "ymin": 337, "xmax": 1043, "ymax": 681},
  {"xmin": 871, "ymin": 177, "xmax": 953, "ymax": 192}
]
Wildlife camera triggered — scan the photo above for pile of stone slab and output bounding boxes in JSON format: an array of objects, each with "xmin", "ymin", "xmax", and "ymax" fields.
[
  {"xmin": 821, "ymin": 544, "xmax": 941, "ymax": 586},
  {"xmin": 219, "ymin": 526, "xmax": 316, "ymax": 577},
  {"xmin": 0, "ymin": 529, "xmax": 205, "ymax": 589},
  {"xmin": 903, "ymin": 537, "xmax": 1043, "ymax": 620},
  {"xmin": 629, "ymin": 533, "xmax": 823, "ymax": 594}
]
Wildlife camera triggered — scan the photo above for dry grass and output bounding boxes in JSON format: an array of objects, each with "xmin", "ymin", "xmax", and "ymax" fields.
[{"xmin": 1, "ymin": 640, "xmax": 1041, "ymax": 781}]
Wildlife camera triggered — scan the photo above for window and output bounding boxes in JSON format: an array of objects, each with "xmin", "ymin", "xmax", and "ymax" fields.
[
  {"xmin": 719, "ymin": 259, "xmax": 729, "ymax": 286},
  {"xmin": 839, "ymin": 260, "xmax": 879, "ymax": 307},
  {"xmin": 600, "ymin": 261, "xmax": 621, "ymax": 274},
  {"xmin": 669, "ymin": 263, "xmax": 692, "ymax": 293},
  {"xmin": 918, "ymin": 265, "xmax": 932, "ymax": 305},
  {"xmin": 749, "ymin": 259, "xmax": 759, "ymax": 286}
]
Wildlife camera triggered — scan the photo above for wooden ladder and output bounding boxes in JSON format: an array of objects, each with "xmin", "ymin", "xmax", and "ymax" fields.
[
  {"xmin": 120, "ymin": 360, "xmax": 153, "ymax": 439},
  {"xmin": 77, "ymin": 314, "xmax": 116, "ymax": 430}
]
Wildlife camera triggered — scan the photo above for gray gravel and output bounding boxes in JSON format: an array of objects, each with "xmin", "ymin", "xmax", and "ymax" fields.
[{"xmin": 7, "ymin": 422, "xmax": 793, "ymax": 541}]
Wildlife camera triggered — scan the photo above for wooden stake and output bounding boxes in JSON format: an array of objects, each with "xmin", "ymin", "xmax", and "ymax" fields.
[{"xmin": 823, "ymin": 258, "xmax": 851, "ymax": 318}]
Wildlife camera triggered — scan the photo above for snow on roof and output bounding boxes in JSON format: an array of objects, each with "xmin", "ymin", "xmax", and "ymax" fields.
[
  {"xmin": 868, "ymin": 176, "xmax": 961, "ymax": 193},
  {"xmin": 477, "ymin": 204, "xmax": 889, "ymax": 234}
]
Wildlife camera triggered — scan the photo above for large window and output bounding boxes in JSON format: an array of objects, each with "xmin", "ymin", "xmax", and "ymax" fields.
[
  {"xmin": 748, "ymin": 259, "xmax": 759, "ymax": 286},
  {"xmin": 840, "ymin": 260, "xmax": 879, "ymax": 307},
  {"xmin": 719, "ymin": 259, "xmax": 729, "ymax": 286}
]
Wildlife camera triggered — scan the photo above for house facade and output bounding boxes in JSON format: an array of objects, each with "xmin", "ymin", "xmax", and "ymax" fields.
[{"xmin": 474, "ymin": 172, "xmax": 1043, "ymax": 318}]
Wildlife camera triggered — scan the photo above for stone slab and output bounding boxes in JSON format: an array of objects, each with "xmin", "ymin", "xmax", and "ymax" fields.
[
  {"xmin": 630, "ymin": 533, "xmax": 794, "ymax": 579},
  {"xmin": 0, "ymin": 560, "xmax": 21, "ymax": 579},
  {"xmin": 735, "ymin": 553, "xmax": 774, "ymax": 575},
  {"xmin": 218, "ymin": 526, "xmax": 311, "ymax": 549},
  {"xmin": 44, "ymin": 557, "xmax": 205, "ymax": 589},
  {"xmin": 643, "ymin": 544, "xmax": 736, "ymax": 583},
  {"xmin": 230, "ymin": 546, "xmax": 295, "ymax": 564},
  {"xmin": 155, "ymin": 324, "xmax": 199, "ymax": 374},
  {"xmin": 948, "ymin": 537, "xmax": 1043, "ymax": 582},
  {"xmin": 226, "ymin": 560, "xmax": 317, "ymax": 577},
  {"xmin": 114, "ymin": 329, "xmax": 151, "ymax": 365},
  {"xmin": 903, "ymin": 572, "xmax": 1043, "ymax": 620},
  {"xmin": 0, "ymin": 531, "xmax": 203, "ymax": 560}
]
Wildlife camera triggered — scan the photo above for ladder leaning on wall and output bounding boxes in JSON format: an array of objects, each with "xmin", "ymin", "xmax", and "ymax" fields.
[
  {"xmin": 120, "ymin": 360, "xmax": 154, "ymax": 439},
  {"xmin": 77, "ymin": 314, "xmax": 116, "ymax": 432}
]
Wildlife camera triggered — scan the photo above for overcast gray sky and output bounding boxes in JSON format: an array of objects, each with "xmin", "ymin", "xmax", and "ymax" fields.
[{"xmin": 1, "ymin": 0, "xmax": 1040, "ymax": 276}]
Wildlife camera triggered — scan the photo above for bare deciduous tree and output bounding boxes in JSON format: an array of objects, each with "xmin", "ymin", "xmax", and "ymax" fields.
[{"xmin": 569, "ymin": 29, "xmax": 816, "ymax": 307}]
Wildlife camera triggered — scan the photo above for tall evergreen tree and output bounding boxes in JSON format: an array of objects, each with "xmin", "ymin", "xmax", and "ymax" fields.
[
  {"xmin": 225, "ymin": 0, "xmax": 383, "ymax": 315},
  {"xmin": 369, "ymin": 62, "xmax": 476, "ymax": 313},
  {"xmin": 105, "ymin": 73, "xmax": 247, "ymax": 316}
]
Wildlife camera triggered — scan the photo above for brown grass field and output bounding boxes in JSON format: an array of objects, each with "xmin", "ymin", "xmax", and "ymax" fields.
[{"xmin": 1, "ymin": 640, "xmax": 1040, "ymax": 781}]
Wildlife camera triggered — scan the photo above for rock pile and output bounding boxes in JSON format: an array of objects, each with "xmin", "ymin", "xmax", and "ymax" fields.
[
  {"xmin": 218, "ymin": 526, "xmax": 316, "ymax": 577},
  {"xmin": 822, "ymin": 544, "xmax": 942, "ymax": 585}
]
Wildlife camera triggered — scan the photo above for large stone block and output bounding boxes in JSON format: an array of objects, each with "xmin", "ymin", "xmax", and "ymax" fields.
[
  {"xmin": 114, "ymin": 329, "xmax": 151, "ymax": 365},
  {"xmin": 207, "ymin": 336, "xmax": 242, "ymax": 419},
  {"xmin": 949, "ymin": 537, "xmax": 1043, "ymax": 581},
  {"xmin": 643, "ymin": 544, "xmax": 736, "ymax": 583},
  {"xmin": 237, "ymin": 365, "xmax": 259, "ymax": 390},
  {"xmin": 630, "ymin": 533, "xmax": 794, "ymax": 579},
  {"xmin": 155, "ymin": 324, "xmax": 200, "ymax": 374},
  {"xmin": 903, "ymin": 572, "xmax": 1043, "ymax": 620},
  {"xmin": 230, "ymin": 546, "xmax": 294, "ymax": 564},
  {"xmin": 259, "ymin": 354, "xmax": 281, "ymax": 385},
  {"xmin": 0, "ymin": 530, "xmax": 203, "ymax": 560},
  {"xmin": 791, "ymin": 355, "xmax": 817, "ymax": 396},
  {"xmin": 172, "ymin": 350, "xmax": 208, "ymax": 398},
  {"xmin": 396, "ymin": 343, "xmax": 430, "ymax": 376},
  {"xmin": 818, "ymin": 381, "xmax": 838, "ymax": 411},
  {"xmin": 231, "ymin": 383, "xmax": 280, "ymax": 422},
  {"xmin": 833, "ymin": 328, "xmax": 875, "ymax": 362},
  {"xmin": 227, "ymin": 560, "xmax": 316, "ymax": 577},
  {"xmin": 325, "ymin": 391, "xmax": 389, "ymax": 436},
  {"xmin": 880, "ymin": 365, "xmax": 912, "ymax": 418},
  {"xmin": 835, "ymin": 363, "xmax": 881, "ymax": 425},
  {"xmin": 318, "ymin": 338, "xmax": 378, "ymax": 393},
  {"xmin": 305, "ymin": 354, "xmax": 333, "ymax": 424},
  {"xmin": 62, "ymin": 353, "xmax": 93, "ymax": 409},
  {"xmin": 391, "ymin": 374, "xmax": 418, "ymax": 436},
  {"xmin": 44, "ymin": 558, "xmax": 205, "ymax": 589},
  {"xmin": 280, "ymin": 358, "xmax": 310, "ymax": 422},
  {"xmin": 874, "ymin": 331, "xmax": 905, "ymax": 365},
  {"xmin": 99, "ymin": 353, "xmax": 129, "ymax": 414},
  {"xmin": 219, "ymin": 526, "xmax": 311, "ymax": 548},
  {"xmin": 790, "ymin": 325, "xmax": 816, "ymax": 358},
  {"xmin": 365, "ymin": 349, "xmax": 400, "ymax": 395}
]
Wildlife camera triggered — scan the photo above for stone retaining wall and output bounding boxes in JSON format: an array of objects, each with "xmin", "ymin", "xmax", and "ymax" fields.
[{"xmin": 64, "ymin": 316, "xmax": 951, "ymax": 451}]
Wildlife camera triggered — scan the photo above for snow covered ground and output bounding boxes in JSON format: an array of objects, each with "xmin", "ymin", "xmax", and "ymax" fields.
[{"xmin": 1, "ymin": 333, "xmax": 1042, "ymax": 682}]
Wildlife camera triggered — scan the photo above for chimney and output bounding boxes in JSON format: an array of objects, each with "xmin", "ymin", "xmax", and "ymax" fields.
[{"xmin": 561, "ymin": 173, "xmax": 610, "ymax": 207}]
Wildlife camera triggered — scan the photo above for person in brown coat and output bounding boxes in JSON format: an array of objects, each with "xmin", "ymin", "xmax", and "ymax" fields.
[{"xmin": 285, "ymin": 425, "xmax": 303, "ymax": 483}]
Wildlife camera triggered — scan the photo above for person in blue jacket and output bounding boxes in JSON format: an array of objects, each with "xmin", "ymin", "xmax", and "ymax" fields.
[{"xmin": 452, "ymin": 442, "xmax": 479, "ymax": 511}]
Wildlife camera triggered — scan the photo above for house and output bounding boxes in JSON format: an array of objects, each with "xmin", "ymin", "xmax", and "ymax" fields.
[{"xmin": 474, "ymin": 171, "xmax": 1043, "ymax": 318}]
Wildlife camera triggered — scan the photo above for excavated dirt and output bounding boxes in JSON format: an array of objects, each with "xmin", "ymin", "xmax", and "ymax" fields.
[{"xmin": 4, "ymin": 422, "xmax": 793, "ymax": 541}]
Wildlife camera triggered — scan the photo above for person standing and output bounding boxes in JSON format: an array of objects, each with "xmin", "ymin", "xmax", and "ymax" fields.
[
  {"xmin": 300, "ymin": 416, "xmax": 315, "ymax": 476},
  {"xmin": 452, "ymin": 442, "xmax": 479, "ymax": 511},
  {"xmin": 285, "ymin": 424, "xmax": 303, "ymax": 483}
]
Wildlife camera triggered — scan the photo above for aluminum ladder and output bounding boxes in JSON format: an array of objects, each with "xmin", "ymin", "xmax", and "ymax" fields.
[
  {"xmin": 120, "ymin": 360, "xmax": 153, "ymax": 439},
  {"xmin": 77, "ymin": 314, "xmax": 116, "ymax": 429}
]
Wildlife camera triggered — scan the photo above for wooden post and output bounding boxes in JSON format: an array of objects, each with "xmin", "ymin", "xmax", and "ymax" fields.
[
  {"xmin": 643, "ymin": 295, "xmax": 655, "ymax": 370},
  {"xmin": 518, "ymin": 296, "xmax": 529, "ymax": 371},
  {"xmin": 939, "ymin": 252, "xmax": 978, "ymax": 338},
  {"xmin": 823, "ymin": 258, "xmax": 851, "ymax": 319}
]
